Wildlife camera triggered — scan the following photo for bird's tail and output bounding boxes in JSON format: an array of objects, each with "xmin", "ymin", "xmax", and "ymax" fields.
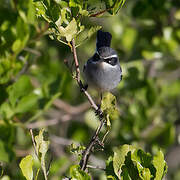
[{"xmin": 96, "ymin": 30, "xmax": 112, "ymax": 50}]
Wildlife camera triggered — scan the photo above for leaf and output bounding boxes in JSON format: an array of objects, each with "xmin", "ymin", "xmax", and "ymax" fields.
[
  {"xmin": 15, "ymin": 93, "xmax": 38, "ymax": 113},
  {"xmin": 101, "ymin": 92, "xmax": 119, "ymax": 125},
  {"xmin": 0, "ymin": 176, "xmax": 10, "ymax": 180},
  {"xmin": 106, "ymin": 156, "xmax": 119, "ymax": 179},
  {"xmin": 146, "ymin": 80, "xmax": 157, "ymax": 107},
  {"xmin": 0, "ymin": 140, "xmax": 9, "ymax": 163},
  {"xmin": 104, "ymin": 0, "xmax": 126, "ymax": 15},
  {"xmin": 153, "ymin": 150, "xmax": 167, "ymax": 180},
  {"xmin": 19, "ymin": 155, "xmax": 34, "ymax": 180},
  {"xmin": 113, "ymin": 144, "xmax": 136, "ymax": 179},
  {"xmin": 112, "ymin": 0, "xmax": 126, "ymax": 15},
  {"xmin": 70, "ymin": 165, "xmax": 90, "ymax": 180},
  {"xmin": 7, "ymin": 75, "xmax": 33, "ymax": 107},
  {"xmin": 131, "ymin": 149, "xmax": 152, "ymax": 180},
  {"xmin": 0, "ymin": 102, "xmax": 15, "ymax": 119},
  {"xmin": 58, "ymin": 18, "xmax": 77, "ymax": 42},
  {"xmin": 35, "ymin": 129, "xmax": 49, "ymax": 180},
  {"xmin": 12, "ymin": 39, "xmax": 22, "ymax": 53}
]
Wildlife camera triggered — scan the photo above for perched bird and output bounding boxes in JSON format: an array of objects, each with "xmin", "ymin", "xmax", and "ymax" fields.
[{"xmin": 83, "ymin": 30, "xmax": 122, "ymax": 92}]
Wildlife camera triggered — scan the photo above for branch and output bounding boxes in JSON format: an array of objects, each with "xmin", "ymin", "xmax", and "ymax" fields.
[
  {"xmin": 80, "ymin": 119, "xmax": 105, "ymax": 170},
  {"xmin": 29, "ymin": 129, "xmax": 38, "ymax": 157},
  {"xmin": 86, "ymin": 164, "xmax": 105, "ymax": 171},
  {"xmin": 89, "ymin": 8, "xmax": 111, "ymax": 17},
  {"xmin": 70, "ymin": 39, "xmax": 99, "ymax": 112},
  {"xmin": 70, "ymin": 38, "xmax": 105, "ymax": 171},
  {"xmin": 53, "ymin": 99, "xmax": 90, "ymax": 115}
]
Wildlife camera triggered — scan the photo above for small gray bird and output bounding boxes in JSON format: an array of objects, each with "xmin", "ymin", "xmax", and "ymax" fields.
[{"xmin": 83, "ymin": 30, "xmax": 122, "ymax": 92}]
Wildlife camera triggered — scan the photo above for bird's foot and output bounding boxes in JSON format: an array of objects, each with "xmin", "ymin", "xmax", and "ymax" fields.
[
  {"xmin": 95, "ymin": 106, "xmax": 103, "ymax": 119},
  {"xmin": 79, "ymin": 80, "xmax": 88, "ymax": 92}
]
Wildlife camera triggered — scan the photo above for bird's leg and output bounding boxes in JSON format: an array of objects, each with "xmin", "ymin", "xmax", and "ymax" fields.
[
  {"xmin": 79, "ymin": 80, "xmax": 88, "ymax": 92},
  {"xmin": 95, "ymin": 92, "xmax": 103, "ymax": 119}
]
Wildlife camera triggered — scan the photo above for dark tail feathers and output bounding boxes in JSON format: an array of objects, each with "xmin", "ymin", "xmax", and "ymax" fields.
[{"xmin": 96, "ymin": 30, "xmax": 112, "ymax": 49}]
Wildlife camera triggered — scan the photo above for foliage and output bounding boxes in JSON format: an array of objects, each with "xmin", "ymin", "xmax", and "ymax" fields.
[
  {"xmin": 0, "ymin": 0, "xmax": 180, "ymax": 179},
  {"xmin": 106, "ymin": 144, "xmax": 167, "ymax": 180},
  {"xmin": 19, "ymin": 129, "xmax": 49, "ymax": 180}
]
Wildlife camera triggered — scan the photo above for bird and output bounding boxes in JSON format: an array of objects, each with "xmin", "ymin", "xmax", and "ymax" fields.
[{"xmin": 83, "ymin": 30, "xmax": 122, "ymax": 92}]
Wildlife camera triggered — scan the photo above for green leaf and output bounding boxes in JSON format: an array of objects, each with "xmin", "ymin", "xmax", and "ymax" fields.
[
  {"xmin": 69, "ymin": 0, "xmax": 83, "ymax": 7},
  {"xmin": 70, "ymin": 165, "xmax": 90, "ymax": 180},
  {"xmin": 8, "ymin": 75, "xmax": 33, "ymax": 107},
  {"xmin": 12, "ymin": 39, "xmax": 22, "ymax": 53},
  {"xmin": 112, "ymin": 0, "xmax": 126, "ymax": 15},
  {"xmin": 146, "ymin": 80, "xmax": 157, "ymax": 107},
  {"xmin": 35, "ymin": 129, "xmax": 49, "ymax": 180},
  {"xmin": 153, "ymin": 150, "xmax": 167, "ymax": 180},
  {"xmin": 101, "ymin": 92, "xmax": 119, "ymax": 125},
  {"xmin": 33, "ymin": 1, "xmax": 50, "ymax": 22},
  {"xmin": 19, "ymin": 155, "xmax": 34, "ymax": 180},
  {"xmin": 113, "ymin": 144, "xmax": 136, "ymax": 179},
  {"xmin": 15, "ymin": 93, "xmax": 38, "ymax": 113},
  {"xmin": 0, "ymin": 102, "xmax": 15, "ymax": 119},
  {"xmin": 58, "ymin": 18, "xmax": 77, "ymax": 42},
  {"xmin": 104, "ymin": 0, "xmax": 126, "ymax": 15},
  {"xmin": 131, "ymin": 149, "xmax": 152, "ymax": 180},
  {"xmin": 106, "ymin": 156, "xmax": 118, "ymax": 180},
  {"xmin": 0, "ymin": 175, "xmax": 10, "ymax": 180},
  {"xmin": 0, "ymin": 140, "xmax": 9, "ymax": 163}
]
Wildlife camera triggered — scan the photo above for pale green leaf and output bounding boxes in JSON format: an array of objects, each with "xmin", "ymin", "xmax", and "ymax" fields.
[
  {"xmin": 58, "ymin": 18, "xmax": 77, "ymax": 42},
  {"xmin": 113, "ymin": 144, "xmax": 136, "ymax": 179},
  {"xmin": 0, "ymin": 175, "xmax": 10, "ymax": 180},
  {"xmin": 12, "ymin": 39, "xmax": 22, "ymax": 53},
  {"xmin": 19, "ymin": 155, "xmax": 34, "ymax": 180},
  {"xmin": 35, "ymin": 129, "xmax": 49, "ymax": 180},
  {"xmin": 101, "ymin": 92, "xmax": 119, "ymax": 121},
  {"xmin": 153, "ymin": 150, "xmax": 167, "ymax": 180},
  {"xmin": 70, "ymin": 165, "xmax": 90, "ymax": 180}
]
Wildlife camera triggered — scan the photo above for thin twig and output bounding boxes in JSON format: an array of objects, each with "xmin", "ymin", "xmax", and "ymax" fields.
[
  {"xmin": 71, "ymin": 39, "xmax": 81, "ymax": 82},
  {"xmin": 70, "ymin": 38, "xmax": 105, "ymax": 170},
  {"xmin": 53, "ymin": 100, "xmax": 90, "ymax": 115},
  {"xmin": 89, "ymin": 9, "xmax": 111, "ymax": 17},
  {"xmin": 29, "ymin": 129, "xmax": 38, "ymax": 157},
  {"xmin": 80, "ymin": 119, "xmax": 105, "ymax": 170},
  {"xmin": 101, "ymin": 129, "xmax": 110, "ymax": 144},
  {"xmin": 86, "ymin": 164, "xmax": 105, "ymax": 171},
  {"xmin": 70, "ymin": 39, "xmax": 99, "ymax": 111}
]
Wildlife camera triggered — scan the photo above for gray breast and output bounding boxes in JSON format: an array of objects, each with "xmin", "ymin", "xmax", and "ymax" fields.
[{"xmin": 84, "ymin": 58, "xmax": 122, "ymax": 91}]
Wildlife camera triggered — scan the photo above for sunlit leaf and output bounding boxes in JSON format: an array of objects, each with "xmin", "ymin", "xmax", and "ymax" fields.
[
  {"xmin": 113, "ymin": 144, "xmax": 136, "ymax": 179},
  {"xmin": 7, "ymin": 75, "xmax": 33, "ymax": 107},
  {"xmin": 35, "ymin": 129, "xmax": 49, "ymax": 180},
  {"xmin": 58, "ymin": 18, "xmax": 77, "ymax": 42},
  {"xmin": 19, "ymin": 155, "xmax": 34, "ymax": 180},
  {"xmin": 70, "ymin": 165, "xmax": 90, "ymax": 180},
  {"xmin": 101, "ymin": 92, "xmax": 119, "ymax": 125},
  {"xmin": 153, "ymin": 150, "xmax": 167, "ymax": 180}
]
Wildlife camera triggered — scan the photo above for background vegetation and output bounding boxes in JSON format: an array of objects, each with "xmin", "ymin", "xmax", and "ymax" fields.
[{"xmin": 0, "ymin": 0, "xmax": 180, "ymax": 179}]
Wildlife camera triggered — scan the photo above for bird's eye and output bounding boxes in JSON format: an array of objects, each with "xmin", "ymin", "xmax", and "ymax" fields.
[
  {"xmin": 105, "ymin": 57, "xmax": 118, "ymax": 66},
  {"xmin": 93, "ymin": 53, "xmax": 100, "ymax": 62}
]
